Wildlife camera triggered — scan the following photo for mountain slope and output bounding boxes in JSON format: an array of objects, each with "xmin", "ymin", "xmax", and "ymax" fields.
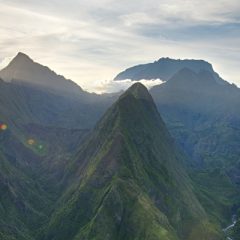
[
  {"xmin": 0, "ymin": 86, "xmax": 92, "ymax": 240},
  {"xmin": 149, "ymin": 69, "xmax": 240, "ymax": 226},
  {"xmin": 0, "ymin": 52, "xmax": 83, "ymax": 96},
  {"xmin": 0, "ymin": 54, "xmax": 115, "ymax": 239},
  {"xmin": 0, "ymin": 53, "xmax": 117, "ymax": 129},
  {"xmin": 0, "ymin": 80, "xmax": 115, "ymax": 131},
  {"xmin": 114, "ymin": 57, "xmax": 226, "ymax": 85},
  {"xmin": 0, "ymin": 54, "xmax": 108, "ymax": 239},
  {"xmin": 0, "ymin": 124, "xmax": 55, "ymax": 240},
  {"xmin": 150, "ymin": 68, "xmax": 240, "ymax": 170},
  {"xmin": 43, "ymin": 83, "xmax": 222, "ymax": 240}
]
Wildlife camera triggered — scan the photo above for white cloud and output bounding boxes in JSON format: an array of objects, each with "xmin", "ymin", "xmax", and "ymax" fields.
[
  {"xmin": 0, "ymin": 56, "xmax": 14, "ymax": 70},
  {"xmin": 92, "ymin": 79, "xmax": 164, "ymax": 94}
]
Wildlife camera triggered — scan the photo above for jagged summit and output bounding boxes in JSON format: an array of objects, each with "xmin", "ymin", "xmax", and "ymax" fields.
[
  {"xmin": 100, "ymin": 83, "xmax": 162, "ymax": 132},
  {"xmin": 121, "ymin": 82, "xmax": 154, "ymax": 102},
  {"xmin": 102, "ymin": 82, "xmax": 160, "ymax": 133},
  {"xmin": 0, "ymin": 52, "xmax": 83, "ymax": 95},
  {"xmin": 4, "ymin": 52, "xmax": 36, "ymax": 73},
  {"xmin": 95, "ymin": 82, "xmax": 159, "ymax": 135},
  {"xmin": 12, "ymin": 52, "xmax": 33, "ymax": 62}
]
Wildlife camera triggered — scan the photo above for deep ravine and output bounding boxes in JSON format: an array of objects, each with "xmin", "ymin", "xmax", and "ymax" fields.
[{"xmin": 223, "ymin": 215, "xmax": 237, "ymax": 240}]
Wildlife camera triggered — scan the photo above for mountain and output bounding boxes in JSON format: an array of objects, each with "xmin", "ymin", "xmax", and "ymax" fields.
[
  {"xmin": 0, "ymin": 54, "xmax": 116, "ymax": 239},
  {"xmin": 148, "ymin": 69, "xmax": 240, "ymax": 229},
  {"xmin": 150, "ymin": 68, "xmax": 240, "ymax": 171},
  {"xmin": 0, "ymin": 53, "xmax": 117, "ymax": 129},
  {"xmin": 0, "ymin": 52, "xmax": 83, "ymax": 96},
  {"xmin": 0, "ymin": 53, "xmax": 239, "ymax": 240},
  {"xmin": 42, "ymin": 83, "xmax": 223, "ymax": 240},
  {"xmin": 0, "ymin": 78, "xmax": 92, "ymax": 240},
  {"xmin": 114, "ymin": 56, "xmax": 239, "ymax": 172},
  {"xmin": 0, "ymin": 78, "xmax": 115, "ymax": 129},
  {"xmin": 0, "ymin": 126, "xmax": 54, "ymax": 240},
  {"xmin": 114, "ymin": 57, "xmax": 226, "ymax": 85}
]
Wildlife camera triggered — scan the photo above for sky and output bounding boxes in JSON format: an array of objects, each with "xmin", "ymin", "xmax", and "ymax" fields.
[{"xmin": 0, "ymin": 0, "xmax": 239, "ymax": 92}]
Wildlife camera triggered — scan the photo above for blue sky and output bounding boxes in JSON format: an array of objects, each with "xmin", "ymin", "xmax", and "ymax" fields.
[{"xmin": 0, "ymin": 0, "xmax": 239, "ymax": 92}]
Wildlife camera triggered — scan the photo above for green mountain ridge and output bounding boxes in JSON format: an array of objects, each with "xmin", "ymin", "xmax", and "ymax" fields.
[{"xmin": 42, "ymin": 83, "xmax": 223, "ymax": 240}]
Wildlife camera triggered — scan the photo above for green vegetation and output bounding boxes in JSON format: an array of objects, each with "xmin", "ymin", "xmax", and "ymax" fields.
[
  {"xmin": 0, "ymin": 80, "xmax": 238, "ymax": 240},
  {"xmin": 41, "ymin": 83, "xmax": 224, "ymax": 240}
]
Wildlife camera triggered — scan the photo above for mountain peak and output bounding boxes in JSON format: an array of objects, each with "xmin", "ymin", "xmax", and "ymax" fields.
[
  {"xmin": 121, "ymin": 82, "xmax": 153, "ymax": 103},
  {"xmin": 10, "ymin": 52, "xmax": 33, "ymax": 65},
  {"xmin": 0, "ymin": 52, "xmax": 83, "ymax": 95},
  {"xmin": 15, "ymin": 52, "xmax": 31, "ymax": 59},
  {"xmin": 167, "ymin": 67, "xmax": 218, "ymax": 86}
]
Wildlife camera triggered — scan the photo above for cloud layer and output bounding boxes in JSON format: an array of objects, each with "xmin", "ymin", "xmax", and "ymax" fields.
[
  {"xmin": 0, "ymin": 0, "xmax": 239, "ymax": 92},
  {"xmin": 93, "ymin": 79, "xmax": 164, "ymax": 94}
]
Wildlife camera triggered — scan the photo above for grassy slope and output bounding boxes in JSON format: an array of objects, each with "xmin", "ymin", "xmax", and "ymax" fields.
[
  {"xmin": 0, "ymin": 143, "xmax": 50, "ymax": 240},
  {"xmin": 0, "ymin": 82, "xmax": 89, "ymax": 240},
  {"xmin": 1, "ymin": 76, "xmax": 236, "ymax": 239},
  {"xmin": 43, "ymin": 83, "xmax": 223, "ymax": 240}
]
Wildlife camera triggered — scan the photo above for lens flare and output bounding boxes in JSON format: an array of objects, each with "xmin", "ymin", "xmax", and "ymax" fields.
[
  {"xmin": 0, "ymin": 124, "xmax": 8, "ymax": 130},
  {"xmin": 27, "ymin": 139, "xmax": 35, "ymax": 145},
  {"xmin": 38, "ymin": 144, "xmax": 43, "ymax": 150}
]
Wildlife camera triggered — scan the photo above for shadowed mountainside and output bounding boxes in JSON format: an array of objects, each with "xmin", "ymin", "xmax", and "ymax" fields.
[
  {"xmin": 42, "ymin": 83, "xmax": 223, "ymax": 240},
  {"xmin": 0, "ymin": 52, "xmax": 118, "ymax": 129}
]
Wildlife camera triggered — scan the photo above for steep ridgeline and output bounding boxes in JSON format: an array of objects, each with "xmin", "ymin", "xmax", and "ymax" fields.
[
  {"xmin": 0, "ymin": 54, "xmax": 115, "ymax": 240},
  {"xmin": 0, "ymin": 53, "xmax": 117, "ymax": 129},
  {"xmin": 42, "ymin": 83, "xmax": 223, "ymax": 240},
  {"xmin": 114, "ymin": 57, "xmax": 226, "ymax": 85},
  {"xmin": 0, "ymin": 52, "xmax": 83, "ymax": 96},
  {"xmin": 0, "ymin": 82, "xmax": 90, "ymax": 240},
  {"xmin": 150, "ymin": 68, "xmax": 240, "ymax": 224},
  {"xmin": 0, "ymin": 78, "xmax": 114, "ymax": 130},
  {"xmin": 150, "ymin": 68, "xmax": 240, "ymax": 172}
]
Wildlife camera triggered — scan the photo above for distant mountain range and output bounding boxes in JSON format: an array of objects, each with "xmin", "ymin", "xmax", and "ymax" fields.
[
  {"xmin": 114, "ymin": 57, "xmax": 228, "ymax": 85},
  {"xmin": 0, "ymin": 53, "xmax": 239, "ymax": 240},
  {"xmin": 115, "ymin": 57, "xmax": 240, "ymax": 186}
]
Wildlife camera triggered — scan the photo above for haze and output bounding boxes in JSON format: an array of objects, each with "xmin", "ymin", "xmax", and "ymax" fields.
[{"xmin": 0, "ymin": 0, "xmax": 240, "ymax": 91}]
